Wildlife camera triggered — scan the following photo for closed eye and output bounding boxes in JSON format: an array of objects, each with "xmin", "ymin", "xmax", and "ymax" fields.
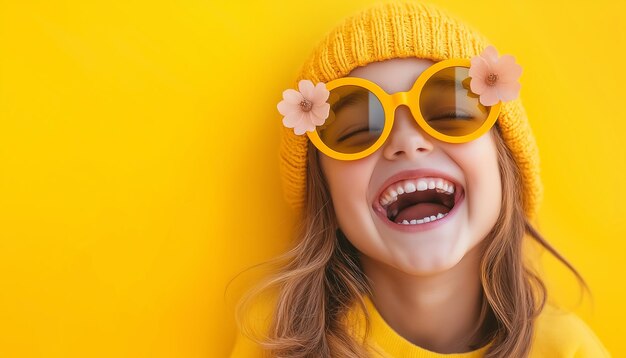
[
  {"xmin": 338, "ymin": 127, "xmax": 383, "ymax": 142},
  {"xmin": 428, "ymin": 112, "xmax": 473, "ymax": 121}
]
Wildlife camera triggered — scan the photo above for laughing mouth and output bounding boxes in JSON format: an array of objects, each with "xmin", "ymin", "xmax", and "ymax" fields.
[{"xmin": 378, "ymin": 177, "xmax": 460, "ymax": 225}]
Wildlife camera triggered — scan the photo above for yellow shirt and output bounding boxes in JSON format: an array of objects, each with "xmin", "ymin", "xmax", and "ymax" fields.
[{"xmin": 229, "ymin": 294, "xmax": 611, "ymax": 357}]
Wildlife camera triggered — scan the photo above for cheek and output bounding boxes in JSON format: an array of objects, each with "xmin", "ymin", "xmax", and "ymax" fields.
[
  {"xmin": 453, "ymin": 134, "xmax": 502, "ymax": 221},
  {"xmin": 319, "ymin": 156, "xmax": 374, "ymax": 221}
]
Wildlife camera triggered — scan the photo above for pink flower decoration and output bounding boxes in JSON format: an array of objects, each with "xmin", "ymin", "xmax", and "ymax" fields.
[
  {"xmin": 468, "ymin": 45, "xmax": 522, "ymax": 106},
  {"xmin": 277, "ymin": 79, "xmax": 330, "ymax": 135}
]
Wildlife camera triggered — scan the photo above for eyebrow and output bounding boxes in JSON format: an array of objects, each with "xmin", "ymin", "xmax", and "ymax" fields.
[
  {"xmin": 429, "ymin": 77, "xmax": 463, "ymax": 87},
  {"xmin": 331, "ymin": 90, "xmax": 369, "ymax": 113}
]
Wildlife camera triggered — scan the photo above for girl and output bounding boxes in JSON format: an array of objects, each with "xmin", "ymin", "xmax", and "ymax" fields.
[{"xmin": 229, "ymin": 1, "xmax": 610, "ymax": 357}]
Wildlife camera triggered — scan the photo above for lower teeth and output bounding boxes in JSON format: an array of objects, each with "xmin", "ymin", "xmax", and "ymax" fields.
[{"xmin": 396, "ymin": 212, "xmax": 448, "ymax": 225}]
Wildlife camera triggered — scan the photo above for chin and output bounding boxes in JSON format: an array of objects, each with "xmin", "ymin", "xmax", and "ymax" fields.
[
  {"xmin": 373, "ymin": 219, "xmax": 477, "ymax": 274},
  {"xmin": 396, "ymin": 248, "xmax": 468, "ymax": 276}
]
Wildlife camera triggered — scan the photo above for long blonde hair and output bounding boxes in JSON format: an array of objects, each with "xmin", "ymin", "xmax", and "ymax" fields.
[{"xmin": 229, "ymin": 122, "xmax": 591, "ymax": 357}]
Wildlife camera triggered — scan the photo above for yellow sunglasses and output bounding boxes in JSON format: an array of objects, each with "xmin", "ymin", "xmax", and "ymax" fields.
[{"xmin": 306, "ymin": 58, "xmax": 503, "ymax": 161}]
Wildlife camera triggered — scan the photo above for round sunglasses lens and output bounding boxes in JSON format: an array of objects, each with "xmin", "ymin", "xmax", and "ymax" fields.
[
  {"xmin": 419, "ymin": 66, "xmax": 492, "ymax": 137},
  {"xmin": 316, "ymin": 85, "xmax": 385, "ymax": 154}
]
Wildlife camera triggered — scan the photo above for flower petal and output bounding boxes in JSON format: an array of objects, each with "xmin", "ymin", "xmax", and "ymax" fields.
[
  {"xmin": 479, "ymin": 88, "xmax": 500, "ymax": 106},
  {"xmin": 494, "ymin": 55, "xmax": 522, "ymax": 83},
  {"xmin": 311, "ymin": 103, "xmax": 330, "ymax": 125},
  {"xmin": 496, "ymin": 81, "xmax": 521, "ymax": 101},
  {"xmin": 468, "ymin": 56, "xmax": 490, "ymax": 77},
  {"xmin": 301, "ymin": 111, "xmax": 315, "ymax": 127},
  {"xmin": 310, "ymin": 82, "xmax": 330, "ymax": 104},
  {"xmin": 298, "ymin": 80, "xmax": 315, "ymax": 100},
  {"xmin": 277, "ymin": 99, "xmax": 301, "ymax": 116},
  {"xmin": 469, "ymin": 76, "xmax": 488, "ymax": 95},
  {"xmin": 468, "ymin": 57, "xmax": 491, "ymax": 96},
  {"xmin": 294, "ymin": 119, "xmax": 315, "ymax": 135},
  {"xmin": 282, "ymin": 88, "xmax": 303, "ymax": 104},
  {"xmin": 282, "ymin": 111, "xmax": 304, "ymax": 128},
  {"xmin": 294, "ymin": 124, "xmax": 307, "ymax": 135},
  {"xmin": 304, "ymin": 122, "xmax": 317, "ymax": 133},
  {"xmin": 481, "ymin": 45, "xmax": 499, "ymax": 65}
]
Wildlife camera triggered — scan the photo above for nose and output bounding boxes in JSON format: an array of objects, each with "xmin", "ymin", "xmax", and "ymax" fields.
[{"xmin": 382, "ymin": 105, "xmax": 434, "ymax": 160}]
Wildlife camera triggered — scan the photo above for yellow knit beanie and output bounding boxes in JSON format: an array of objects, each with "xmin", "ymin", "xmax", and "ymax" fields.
[{"xmin": 278, "ymin": 0, "xmax": 543, "ymax": 221}]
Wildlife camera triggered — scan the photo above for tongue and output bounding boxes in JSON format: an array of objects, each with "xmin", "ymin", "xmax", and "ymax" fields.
[{"xmin": 395, "ymin": 203, "xmax": 450, "ymax": 223}]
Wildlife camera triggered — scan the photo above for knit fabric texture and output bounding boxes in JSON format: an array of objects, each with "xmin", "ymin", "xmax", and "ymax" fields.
[{"xmin": 278, "ymin": 0, "xmax": 543, "ymax": 221}]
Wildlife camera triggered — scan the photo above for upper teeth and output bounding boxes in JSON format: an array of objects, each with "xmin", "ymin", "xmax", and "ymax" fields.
[{"xmin": 379, "ymin": 177, "xmax": 455, "ymax": 206}]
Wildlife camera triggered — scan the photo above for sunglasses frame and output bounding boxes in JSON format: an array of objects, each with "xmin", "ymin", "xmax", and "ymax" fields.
[{"xmin": 306, "ymin": 58, "xmax": 502, "ymax": 161}]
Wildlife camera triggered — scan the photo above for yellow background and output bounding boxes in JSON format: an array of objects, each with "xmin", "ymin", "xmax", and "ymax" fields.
[{"xmin": 0, "ymin": 0, "xmax": 624, "ymax": 357}]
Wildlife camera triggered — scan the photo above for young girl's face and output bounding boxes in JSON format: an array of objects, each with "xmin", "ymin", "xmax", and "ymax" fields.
[{"xmin": 319, "ymin": 57, "xmax": 502, "ymax": 275}]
